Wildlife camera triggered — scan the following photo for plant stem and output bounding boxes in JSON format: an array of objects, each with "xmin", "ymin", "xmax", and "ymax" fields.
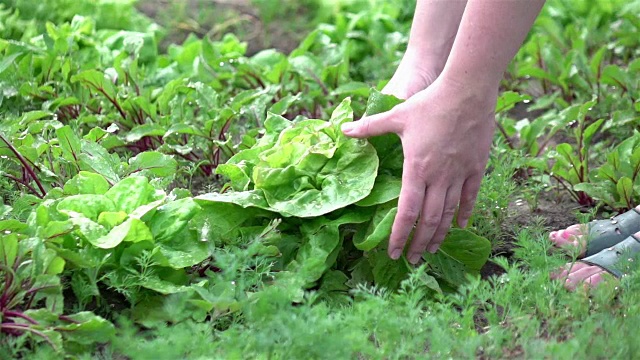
[
  {"xmin": 5, "ymin": 311, "xmax": 39, "ymax": 325},
  {"xmin": 1, "ymin": 324, "xmax": 58, "ymax": 350},
  {"xmin": 2, "ymin": 174, "xmax": 44, "ymax": 199},
  {"xmin": 495, "ymin": 120, "xmax": 516, "ymax": 150},
  {"xmin": 0, "ymin": 133, "xmax": 47, "ymax": 197}
]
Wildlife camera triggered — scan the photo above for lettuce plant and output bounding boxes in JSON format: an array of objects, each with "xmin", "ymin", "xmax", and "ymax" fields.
[{"xmin": 197, "ymin": 93, "xmax": 492, "ymax": 294}]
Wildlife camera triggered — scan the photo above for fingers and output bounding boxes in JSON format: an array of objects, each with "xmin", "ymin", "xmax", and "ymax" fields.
[
  {"xmin": 406, "ymin": 187, "xmax": 446, "ymax": 264},
  {"xmin": 387, "ymin": 163, "xmax": 427, "ymax": 260},
  {"xmin": 456, "ymin": 174, "xmax": 482, "ymax": 228},
  {"xmin": 426, "ymin": 184, "xmax": 463, "ymax": 254},
  {"xmin": 341, "ymin": 110, "xmax": 402, "ymax": 138}
]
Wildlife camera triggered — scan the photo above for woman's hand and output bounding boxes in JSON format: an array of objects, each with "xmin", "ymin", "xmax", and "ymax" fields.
[
  {"xmin": 341, "ymin": 76, "xmax": 497, "ymax": 264},
  {"xmin": 381, "ymin": 49, "xmax": 441, "ymax": 100}
]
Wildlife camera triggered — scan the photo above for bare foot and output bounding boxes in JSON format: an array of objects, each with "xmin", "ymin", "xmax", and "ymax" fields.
[
  {"xmin": 548, "ymin": 205, "xmax": 640, "ymax": 258},
  {"xmin": 551, "ymin": 228, "xmax": 640, "ymax": 290},
  {"xmin": 551, "ymin": 262, "xmax": 611, "ymax": 290},
  {"xmin": 549, "ymin": 224, "xmax": 589, "ymax": 257}
]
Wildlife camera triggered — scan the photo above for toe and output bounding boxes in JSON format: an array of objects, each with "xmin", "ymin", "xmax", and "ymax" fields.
[
  {"xmin": 584, "ymin": 273, "xmax": 607, "ymax": 288},
  {"xmin": 565, "ymin": 265, "xmax": 604, "ymax": 290},
  {"xmin": 549, "ymin": 224, "xmax": 588, "ymax": 255},
  {"xmin": 551, "ymin": 261, "xmax": 589, "ymax": 280}
]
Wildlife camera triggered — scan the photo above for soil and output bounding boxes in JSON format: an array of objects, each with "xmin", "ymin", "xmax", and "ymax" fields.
[
  {"xmin": 136, "ymin": 0, "xmax": 303, "ymax": 55},
  {"xmin": 480, "ymin": 190, "xmax": 581, "ymax": 279}
]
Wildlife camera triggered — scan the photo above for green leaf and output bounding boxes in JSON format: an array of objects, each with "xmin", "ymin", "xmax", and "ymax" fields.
[
  {"xmin": 53, "ymin": 311, "xmax": 116, "ymax": 345},
  {"xmin": 69, "ymin": 218, "xmax": 108, "ymax": 246},
  {"xmin": 365, "ymin": 88, "xmax": 404, "ymax": 116},
  {"xmin": 0, "ymin": 52, "xmax": 23, "ymax": 75},
  {"xmin": 355, "ymin": 174, "xmax": 401, "ymax": 206},
  {"xmin": 617, "ymin": 177, "xmax": 633, "ymax": 206},
  {"xmin": 127, "ymin": 151, "xmax": 178, "ymax": 177},
  {"xmin": 269, "ymin": 94, "xmax": 299, "ymax": 115},
  {"xmin": 439, "ymin": 228, "xmax": 492, "ymax": 273},
  {"xmin": 368, "ymin": 248, "xmax": 410, "ymax": 291},
  {"xmin": 195, "ymin": 190, "xmax": 272, "ymax": 212},
  {"xmin": 194, "ymin": 202, "xmax": 271, "ymax": 244},
  {"xmin": 78, "ymin": 141, "xmax": 121, "ymax": 184},
  {"xmin": 582, "ymin": 119, "xmax": 605, "ymax": 150},
  {"xmin": 495, "ymin": 91, "xmax": 532, "ymax": 113},
  {"xmin": 63, "ymin": 171, "xmax": 110, "ymax": 195},
  {"xmin": 291, "ymin": 211, "xmax": 370, "ymax": 285},
  {"xmin": 56, "ymin": 125, "xmax": 82, "ymax": 165},
  {"xmin": 46, "ymin": 256, "xmax": 65, "ymax": 275},
  {"xmin": 422, "ymin": 251, "xmax": 467, "ymax": 287},
  {"xmin": 93, "ymin": 218, "xmax": 154, "ymax": 249},
  {"xmin": 216, "ymin": 163, "xmax": 252, "ymax": 191},
  {"xmin": 156, "ymin": 230, "xmax": 209, "ymax": 269},
  {"xmin": 148, "ymin": 198, "xmax": 200, "ymax": 242},
  {"xmin": 353, "ymin": 204, "xmax": 397, "ymax": 251},
  {"xmin": 125, "ymin": 124, "xmax": 166, "ymax": 143},
  {"xmin": 105, "ymin": 176, "xmax": 156, "ymax": 213},
  {"xmin": 97, "ymin": 211, "xmax": 128, "ymax": 228},
  {"xmin": 57, "ymin": 195, "xmax": 116, "ymax": 220},
  {"xmin": 253, "ymin": 99, "xmax": 379, "ymax": 217},
  {"xmin": 0, "ymin": 220, "xmax": 28, "ymax": 233},
  {"xmin": 0, "ymin": 233, "xmax": 18, "ymax": 267},
  {"xmin": 137, "ymin": 277, "xmax": 191, "ymax": 294}
]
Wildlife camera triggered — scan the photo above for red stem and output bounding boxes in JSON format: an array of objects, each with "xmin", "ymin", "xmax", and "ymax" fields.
[{"xmin": 0, "ymin": 134, "xmax": 46, "ymax": 197}]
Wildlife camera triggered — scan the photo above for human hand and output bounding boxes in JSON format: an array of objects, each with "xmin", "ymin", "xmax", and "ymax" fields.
[
  {"xmin": 381, "ymin": 49, "xmax": 442, "ymax": 100},
  {"xmin": 341, "ymin": 76, "xmax": 497, "ymax": 264}
]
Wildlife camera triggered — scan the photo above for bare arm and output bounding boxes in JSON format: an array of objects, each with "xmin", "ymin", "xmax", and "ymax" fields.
[
  {"xmin": 344, "ymin": 0, "xmax": 545, "ymax": 263},
  {"xmin": 384, "ymin": 0, "xmax": 468, "ymax": 98},
  {"xmin": 442, "ymin": 0, "xmax": 546, "ymax": 89},
  {"xmin": 407, "ymin": 0, "xmax": 468, "ymax": 73}
]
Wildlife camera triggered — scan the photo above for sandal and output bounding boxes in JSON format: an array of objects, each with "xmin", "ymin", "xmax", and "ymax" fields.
[
  {"xmin": 581, "ymin": 234, "xmax": 640, "ymax": 278},
  {"xmin": 556, "ymin": 208, "xmax": 640, "ymax": 257}
]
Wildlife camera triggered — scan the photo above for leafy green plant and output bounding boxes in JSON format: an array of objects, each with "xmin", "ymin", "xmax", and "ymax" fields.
[
  {"xmin": 549, "ymin": 99, "xmax": 603, "ymax": 206},
  {"xmin": 574, "ymin": 131, "xmax": 640, "ymax": 211},
  {"xmin": 0, "ymin": 230, "xmax": 114, "ymax": 353},
  {"xmin": 197, "ymin": 93, "xmax": 491, "ymax": 295}
]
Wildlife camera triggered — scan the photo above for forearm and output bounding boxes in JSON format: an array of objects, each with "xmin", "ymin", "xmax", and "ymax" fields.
[
  {"xmin": 407, "ymin": 0, "xmax": 468, "ymax": 73},
  {"xmin": 441, "ymin": 0, "xmax": 545, "ymax": 90}
]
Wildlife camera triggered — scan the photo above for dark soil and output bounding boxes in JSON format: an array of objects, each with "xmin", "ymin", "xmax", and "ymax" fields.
[
  {"xmin": 480, "ymin": 190, "xmax": 581, "ymax": 279},
  {"xmin": 137, "ymin": 0, "xmax": 303, "ymax": 55}
]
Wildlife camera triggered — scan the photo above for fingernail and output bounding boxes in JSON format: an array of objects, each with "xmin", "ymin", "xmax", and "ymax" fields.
[
  {"xmin": 390, "ymin": 249, "xmax": 402, "ymax": 260},
  {"xmin": 458, "ymin": 219, "xmax": 468, "ymax": 228},
  {"xmin": 408, "ymin": 253, "xmax": 421, "ymax": 264},
  {"xmin": 427, "ymin": 244, "xmax": 439, "ymax": 253},
  {"xmin": 341, "ymin": 122, "xmax": 355, "ymax": 134}
]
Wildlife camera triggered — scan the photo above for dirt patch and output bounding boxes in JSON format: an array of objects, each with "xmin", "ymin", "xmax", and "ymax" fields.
[
  {"xmin": 507, "ymin": 193, "xmax": 580, "ymax": 233},
  {"xmin": 137, "ymin": 0, "xmax": 304, "ymax": 55}
]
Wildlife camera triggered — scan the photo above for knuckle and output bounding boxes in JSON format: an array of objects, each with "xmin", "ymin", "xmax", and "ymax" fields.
[
  {"xmin": 399, "ymin": 210, "xmax": 420, "ymax": 224},
  {"xmin": 419, "ymin": 216, "xmax": 440, "ymax": 228},
  {"xmin": 360, "ymin": 118, "xmax": 371, "ymax": 134},
  {"xmin": 458, "ymin": 208, "xmax": 473, "ymax": 218},
  {"xmin": 406, "ymin": 158, "xmax": 430, "ymax": 177},
  {"xmin": 442, "ymin": 208, "xmax": 457, "ymax": 219}
]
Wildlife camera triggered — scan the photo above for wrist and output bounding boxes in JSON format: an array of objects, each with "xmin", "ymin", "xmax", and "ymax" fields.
[
  {"xmin": 434, "ymin": 73, "xmax": 499, "ymax": 114},
  {"xmin": 439, "ymin": 64, "xmax": 501, "ymax": 102},
  {"xmin": 403, "ymin": 44, "xmax": 449, "ymax": 76}
]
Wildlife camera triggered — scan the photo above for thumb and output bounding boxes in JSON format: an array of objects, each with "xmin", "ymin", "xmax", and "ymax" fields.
[{"xmin": 341, "ymin": 111, "xmax": 401, "ymax": 138}]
